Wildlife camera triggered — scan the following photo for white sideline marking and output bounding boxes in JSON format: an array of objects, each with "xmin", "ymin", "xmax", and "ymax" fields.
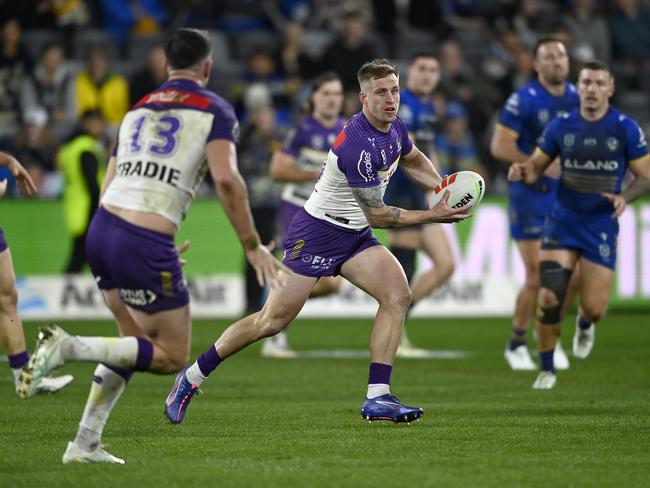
[{"xmin": 294, "ymin": 349, "xmax": 472, "ymax": 359}]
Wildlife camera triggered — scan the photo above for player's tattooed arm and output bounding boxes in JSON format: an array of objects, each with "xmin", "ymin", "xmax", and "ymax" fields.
[{"xmin": 351, "ymin": 186, "xmax": 401, "ymax": 228}]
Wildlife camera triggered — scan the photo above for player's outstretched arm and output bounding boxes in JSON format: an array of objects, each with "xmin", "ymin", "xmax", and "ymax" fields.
[
  {"xmin": 351, "ymin": 185, "xmax": 469, "ymax": 229},
  {"xmin": 603, "ymin": 155, "xmax": 650, "ymax": 218},
  {"xmin": 0, "ymin": 151, "xmax": 37, "ymax": 197},
  {"xmin": 207, "ymin": 139, "xmax": 288, "ymax": 287},
  {"xmin": 398, "ymin": 145, "xmax": 442, "ymax": 191},
  {"xmin": 270, "ymin": 151, "xmax": 321, "ymax": 182}
]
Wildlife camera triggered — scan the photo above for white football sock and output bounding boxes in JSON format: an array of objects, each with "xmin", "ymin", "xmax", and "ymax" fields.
[
  {"xmin": 367, "ymin": 383, "xmax": 390, "ymax": 399},
  {"xmin": 274, "ymin": 330, "xmax": 289, "ymax": 348},
  {"xmin": 75, "ymin": 364, "xmax": 127, "ymax": 452},
  {"xmin": 64, "ymin": 336, "xmax": 139, "ymax": 368},
  {"xmin": 11, "ymin": 368, "xmax": 22, "ymax": 387}
]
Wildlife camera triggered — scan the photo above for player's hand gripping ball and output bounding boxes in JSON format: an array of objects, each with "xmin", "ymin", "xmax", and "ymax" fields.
[{"xmin": 429, "ymin": 171, "xmax": 485, "ymax": 212}]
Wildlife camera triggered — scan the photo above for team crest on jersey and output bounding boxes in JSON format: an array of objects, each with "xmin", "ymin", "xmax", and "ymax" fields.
[
  {"xmin": 563, "ymin": 134, "xmax": 575, "ymax": 147},
  {"xmin": 606, "ymin": 137, "xmax": 619, "ymax": 151},
  {"xmin": 311, "ymin": 134, "xmax": 324, "ymax": 150},
  {"xmin": 327, "ymin": 133, "xmax": 336, "ymax": 145},
  {"xmin": 537, "ymin": 109, "xmax": 549, "ymax": 124}
]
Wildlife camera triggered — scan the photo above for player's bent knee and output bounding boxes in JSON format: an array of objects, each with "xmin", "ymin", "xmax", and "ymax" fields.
[
  {"xmin": 381, "ymin": 286, "xmax": 412, "ymax": 312},
  {"xmin": 439, "ymin": 261, "xmax": 455, "ymax": 282},
  {"xmin": 581, "ymin": 303, "xmax": 606, "ymax": 323}
]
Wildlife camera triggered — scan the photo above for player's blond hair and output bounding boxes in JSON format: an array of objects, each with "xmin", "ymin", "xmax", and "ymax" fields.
[{"xmin": 357, "ymin": 59, "xmax": 399, "ymax": 90}]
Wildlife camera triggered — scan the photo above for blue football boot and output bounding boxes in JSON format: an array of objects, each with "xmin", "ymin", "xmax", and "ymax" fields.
[
  {"xmin": 165, "ymin": 367, "xmax": 199, "ymax": 424},
  {"xmin": 361, "ymin": 394, "xmax": 423, "ymax": 423}
]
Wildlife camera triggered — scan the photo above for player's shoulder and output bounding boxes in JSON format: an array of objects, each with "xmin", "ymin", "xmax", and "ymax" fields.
[{"xmin": 609, "ymin": 107, "xmax": 640, "ymax": 129}]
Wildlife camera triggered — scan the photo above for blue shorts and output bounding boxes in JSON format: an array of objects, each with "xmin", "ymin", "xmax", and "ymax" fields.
[
  {"xmin": 0, "ymin": 227, "xmax": 7, "ymax": 253},
  {"xmin": 541, "ymin": 206, "xmax": 618, "ymax": 269},
  {"xmin": 509, "ymin": 177, "xmax": 559, "ymax": 240},
  {"xmin": 282, "ymin": 209, "xmax": 381, "ymax": 277},
  {"xmin": 87, "ymin": 207, "xmax": 189, "ymax": 313},
  {"xmin": 384, "ymin": 167, "xmax": 427, "ymax": 231}
]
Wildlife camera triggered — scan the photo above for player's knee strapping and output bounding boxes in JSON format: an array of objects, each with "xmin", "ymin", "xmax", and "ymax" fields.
[
  {"xmin": 538, "ymin": 260, "xmax": 572, "ymax": 324},
  {"xmin": 390, "ymin": 247, "xmax": 416, "ymax": 283}
]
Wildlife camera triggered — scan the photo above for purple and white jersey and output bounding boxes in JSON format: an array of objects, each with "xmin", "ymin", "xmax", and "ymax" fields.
[
  {"xmin": 280, "ymin": 115, "xmax": 346, "ymax": 207},
  {"xmin": 303, "ymin": 112, "xmax": 413, "ymax": 230},
  {"xmin": 102, "ymin": 79, "xmax": 239, "ymax": 227}
]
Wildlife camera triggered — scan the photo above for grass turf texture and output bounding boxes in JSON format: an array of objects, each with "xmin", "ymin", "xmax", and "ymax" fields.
[{"xmin": 1, "ymin": 314, "xmax": 649, "ymax": 487}]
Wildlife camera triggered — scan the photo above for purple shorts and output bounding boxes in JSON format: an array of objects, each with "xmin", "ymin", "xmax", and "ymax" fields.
[
  {"xmin": 282, "ymin": 209, "xmax": 381, "ymax": 277},
  {"xmin": 0, "ymin": 227, "xmax": 7, "ymax": 253},
  {"xmin": 278, "ymin": 201, "xmax": 302, "ymax": 246},
  {"xmin": 87, "ymin": 207, "xmax": 189, "ymax": 313}
]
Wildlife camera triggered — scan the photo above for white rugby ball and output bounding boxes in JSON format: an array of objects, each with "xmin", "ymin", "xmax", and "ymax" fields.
[{"xmin": 429, "ymin": 171, "xmax": 485, "ymax": 211}]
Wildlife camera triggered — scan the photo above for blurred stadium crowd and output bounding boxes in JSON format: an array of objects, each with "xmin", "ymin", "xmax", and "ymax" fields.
[{"xmin": 0, "ymin": 0, "xmax": 649, "ymax": 199}]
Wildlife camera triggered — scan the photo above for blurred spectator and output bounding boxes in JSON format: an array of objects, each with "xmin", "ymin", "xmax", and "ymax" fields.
[
  {"xmin": 0, "ymin": 19, "xmax": 32, "ymax": 139},
  {"xmin": 512, "ymin": 0, "xmax": 561, "ymax": 48},
  {"xmin": 232, "ymin": 49, "xmax": 294, "ymax": 123},
  {"xmin": 406, "ymin": 0, "xmax": 452, "ymax": 38},
  {"xmin": 275, "ymin": 22, "xmax": 318, "ymax": 83},
  {"xmin": 74, "ymin": 46, "xmax": 129, "ymax": 132},
  {"xmin": 38, "ymin": 0, "xmax": 90, "ymax": 54},
  {"xmin": 608, "ymin": 0, "xmax": 650, "ymax": 91},
  {"xmin": 129, "ymin": 45, "xmax": 166, "ymax": 105},
  {"xmin": 435, "ymin": 101, "xmax": 488, "ymax": 182},
  {"xmin": 57, "ymin": 109, "xmax": 107, "ymax": 273},
  {"xmin": 99, "ymin": 0, "xmax": 166, "ymax": 47},
  {"xmin": 22, "ymin": 42, "xmax": 75, "ymax": 139},
  {"xmin": 214, "ymin": 0, "xmax": 272, "ymax": 31},
  {"xmin": 236, "ymin": 106, "xmax": 284, "ymax": 313},
  {"xmin": 320, "ymin": 9, "xmax": 376, "ymax": 93},
  {"xmin": 438, "ymin": 39, "xmax": 502, "ymax": 160},
  {"xmin": 563, "ymin": 0, "xmax": 610, "ymax": 63},
  {"xmin": 11, "ymin": 107, "xmax": 58, "ymax": 195}
]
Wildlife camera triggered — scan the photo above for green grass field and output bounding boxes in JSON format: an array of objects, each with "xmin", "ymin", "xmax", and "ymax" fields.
[{"xmin": 1, "ymin": 314, "xmax": 649, "ymax": 488}]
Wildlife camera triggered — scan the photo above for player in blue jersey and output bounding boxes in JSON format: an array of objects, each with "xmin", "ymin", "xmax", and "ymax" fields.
[
  {"xmin": 0, "ymin": 151, "xmax": 73, "ymax": 396},
  {"xmin": 19, "ymin": 29, "xmax": 286, "ymax": 463},
  {"xmin": 490, "ymin": 36, "xmax": 579, "ymax": 371},
  {"xmin": 165, "ymin": 59, "xmax": 471, "ymax": 425},
  {"xmin": 261, "ymin": 72, "xmax": 346, "ymax": 358},
  {"xmin": 508, "ymin": 61, "xmax": 650, "ymax": 389},
  {"xmin": 384, "ymin": 52, "xmax": 455, "ymax": 358}
]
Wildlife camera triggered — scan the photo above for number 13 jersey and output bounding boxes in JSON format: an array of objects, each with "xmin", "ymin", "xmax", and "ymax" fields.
[{"xmin": 102, "ymin": 79, "xmax": 239, "ymax": 227}]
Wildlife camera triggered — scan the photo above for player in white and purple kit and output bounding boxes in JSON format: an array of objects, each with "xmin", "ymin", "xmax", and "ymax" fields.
[
  {"xmin": 261, "ymin": 72, "xmax": 346, "ymax": 357},
  {"xmin": 166, "ymin": 59, "xmax": 471, "ymax": 424},
  {"xmin": 509, "ymin": 61, "xmax": 650, "ymax": 389},
  {"xmin": 491, "ymin": 36, "xmax": 579, "ymax": 371},
  {"xmin": 0, "ymin": 151, "xmax": 73, "ymax": 397},
  {"xmin": 19, "ymin": 29, "xmax": 285, "ymax": 463}
]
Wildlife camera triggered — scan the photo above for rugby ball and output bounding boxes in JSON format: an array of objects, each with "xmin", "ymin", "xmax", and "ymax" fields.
[{"xmin": 430, "ymin": 171, "xmax": 485, "ymax": 211}]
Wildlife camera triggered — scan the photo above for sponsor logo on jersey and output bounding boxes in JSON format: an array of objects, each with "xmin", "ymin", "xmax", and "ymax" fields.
[
  {"xmin": 563, "ymin": 159, "xmax": 619, "ymax": 171},
  {"xmin": 606, "ymin": 137, "xmax": 619, "ymax": 151},
  {"xmin": 357, "ymin": 150, "xmax": 375, "ymax": 182},
  {"xmin": 301, "ymin": 254, "xmax": 335, "ymax": 270},
  {"xmin": 583, "ymin": 138, "xmax": 597, "ymax": 147}
]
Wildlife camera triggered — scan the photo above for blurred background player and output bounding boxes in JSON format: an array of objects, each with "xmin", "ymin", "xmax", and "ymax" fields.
[
  {"xmin": 19, "ymin": 29, "xmax": 285, "ymax": 464},
  {"xmin": 57, "ymin": 109, "xmax": 107, "ymax": 273},
  {"xmin": 262, "ymin": 71, "xmax": 346, "ymax": 358},
  {"xmin": 490, "ymin": 36, "xmax": 578, "ymax": 371},
  {"xmin": 0, "ymin": 150, "xmax": 73, "ymax": 396},
  {"xmin": 164, "ymin": 59, "xmax": 470, "ymax": 426},
  {"xmin": 383, "ymin": 52, "xmax": 455, "ymax": 358},
  {"xmin": 508, "ymin": 60, "xmax": 650, "ymax": 389}
]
